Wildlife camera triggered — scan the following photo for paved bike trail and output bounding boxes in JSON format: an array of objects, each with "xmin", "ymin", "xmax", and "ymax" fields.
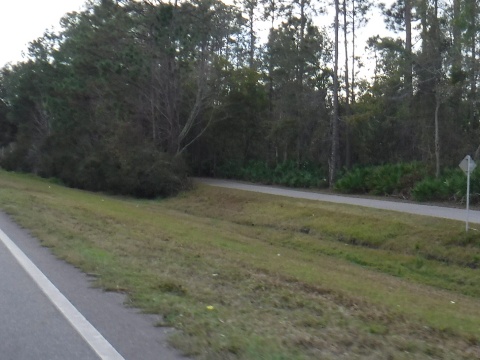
[{"xmin": 197, "ymin": 178, "xmax": 480, "ymax": 224}]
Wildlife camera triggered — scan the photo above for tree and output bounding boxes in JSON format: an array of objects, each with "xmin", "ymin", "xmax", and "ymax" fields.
[
  {"xmin": 266, "ymin": 7, "xmax": 331, "ymax": 165},
  {"xmin": 405, "ymin": 0, "xmax": 412, "ymax": 99},
  {"xmin": 465, "ymin": 0, "xmax": 478, "ymax": 123},
  {"xmin": 343, "ymin": 0, "xmax": 351, "ymax": 167},
  {"xmin": 0, "ymin": 0, "xmax": 193, "ymax": 197},
  {"xmin": 260, "ymin": 0, "xmax": 287, "ymax": 113},
  {"xmin": 240, "ymin": 0, "xmax": 259, "ymax": 69},
  {"xmin": 340, "ymin": 0, "xmax": 373, "ymax": 167},
  {"xmin": 0, "ymin": 74, "xmax": 15, "ymax": 150},
  {"xmin": 357, "ymin": 36, "xmax": 414, "ymax": 163},
  {"xmin": 138, "ymin": 0, "xmax": 242, "ymax": 155},
  {"xmin": 382, "ymin": 0, "xmax": 413, "ymax": 100},
  {"xmin": 190, "ymin": 66, "xmax": 269, "ymax": 174},
  {"xmin": 329, "ymin": 0, "xmax": 340, "ymax": 186},
  {"xmin": 350, "ymin": 0, "xmax": 372, "ymax": 104}
]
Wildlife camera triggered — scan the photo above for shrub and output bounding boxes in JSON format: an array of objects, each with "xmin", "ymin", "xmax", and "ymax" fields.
[
  {"xmin": 411, "ymin": 178, "xmax": 449, "ymax": 202},
  {"xmin": 216, "ymin": 160, "xmax": 327, "ymax": 188},
  {"xmin": 102, "ymin": 148, "xmax": 190, "ymax": 198},
  {"xmin": 2, "ymin": 126, "xmax": 190, "ymax": 198},
  {"xmin": 336, "ymin": 162, "xmax": 428, "ymax": 197},
  {"xmin": 216, "ymin": 160, "xmax": 243, "ymax": 179},
  {"xmin": 335, "ymin": 167, "xmax": 372, "ymax": 193},
  {"xmin": 412, "ymin": 168, "xmax": 480, "ymax": 203},
  {"xmin": 241, "ymin": 161, "xmax": 272, "ymax": 183}
]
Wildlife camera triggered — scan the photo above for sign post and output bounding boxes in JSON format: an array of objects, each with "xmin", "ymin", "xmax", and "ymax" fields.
[{"xmin": 459, "ymin": 155, "xmax": 476, "ymax": 232}]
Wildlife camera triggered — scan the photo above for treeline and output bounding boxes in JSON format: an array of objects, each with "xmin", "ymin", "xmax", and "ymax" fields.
[{"xmin": 0, "ymin": 0, "xmax": 479, "ymax": 197}]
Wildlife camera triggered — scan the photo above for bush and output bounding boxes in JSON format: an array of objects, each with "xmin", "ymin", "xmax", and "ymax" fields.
[
  {"xmin": 103, "ymin": 148, "xmax": 189, "ymax": 198},
  {"xmin": 411, "ymin": 178, "xmax": 449, "ymax": 202},
  {"xmin": 2, "ymin": 127, "xmax": 191, "ymax": 198},
  {"xmin": 273, "ymin": 161, "xmax": 327, "ymax": 188},
  {"xmin": 335, "ymin": 167, "xmax": 371, "ymax": 193},
  {"xmin": 216, "ymin": 160, "xmax": 327, "ymax": 188},
  {"xmin": 241, "ymin": 161, "xmax": 272, "ymax": 183},
  {"xmin": 215, "ymin": 160, "xmax": 244, "ymax": 179},
  {"xmin": 336, "ymin": 162, "xmax": 428, "ymax": 197},
  {"xmin": 412, "ymin": 168, "xmax": 480, "ymax": 203}
]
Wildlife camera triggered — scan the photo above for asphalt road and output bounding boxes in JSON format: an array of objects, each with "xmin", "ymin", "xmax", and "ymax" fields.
[
  {"xmin": 0, "ymin": 234, "xmax": 99, "ymax": 360},
  {"xmin": 0, "ymin": 212, "xmax": 187, "ymax": 360},
  {"xmin": 197, "ymin": 178, "xmax": 480, "ymax": 225}
]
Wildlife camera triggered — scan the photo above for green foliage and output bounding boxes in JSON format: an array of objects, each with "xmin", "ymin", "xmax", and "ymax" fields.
[
  {"xmin": 1, "ymin": 0, "xmax": 479, "ymax": 201},
  {"xmin": 334, "ymin": 167, "xmax": 371, "ymax": 193},
  {"xmin": 0, "ymin": 142, "xmax": 32, "ymax": 173},
  {"xmin": 412, "ymin": 168, "xmax": 480, "ymax": 203},
  {"xmin": 367, "ymin": 162, "xmax": 428, "ymax": 195},
  {"xmin": 266, "ymin": 16, "xmax": 332, "ymax": 166},
  {"xmin": 217, "ymin": 160, "xmax": 327, "ymax": 188},
  {"xmin": 362, "ymin": 166, "xmax": 480, "ymax": 203},
  {"xmin": 411, "ymin": 178, "xmax": 450, "ymax": 202},
  {"xmin": 0, "ymin": 97, "xmax": 15, "ymax": 148},
  {"xmin": 271, "ymin": 161, "xmax": 327, "ymax": 188},
  {"xmin": 0, "ymin": 0, "xmax": 235, "ymax": 198},
  {"xmin": 336, "ymin": 162, "xmax": 428, "ymax": 196},
  {"xmin": 1, "ymin": 119, "xmax": 190, "ymax": 198},
  {"xmin": 188, "ymin": 66, "xmax": 270, "ymax": 177},
  {"xmin": 104, "ymin": 148, "xmax": 190, "ymax": 199}
]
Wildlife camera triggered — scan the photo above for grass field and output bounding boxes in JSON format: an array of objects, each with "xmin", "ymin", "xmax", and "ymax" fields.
[{"xmin": 0, "ymin": 170, "xmax": 479, "ymax": 359}]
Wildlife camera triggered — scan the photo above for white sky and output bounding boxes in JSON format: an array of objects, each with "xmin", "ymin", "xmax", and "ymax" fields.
[
  {"xmin": 0, "ymin": 0, "xmax": 395, "ymax": 75},
  {"xmin": 0, "ymin": 0, "xmax": 86, "ymax": 67}
]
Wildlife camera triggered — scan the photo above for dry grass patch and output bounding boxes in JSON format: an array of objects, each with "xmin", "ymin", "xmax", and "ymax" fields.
[{"xmin": 0, "ymin": 171, "xmax": 479, "ymax": 359}]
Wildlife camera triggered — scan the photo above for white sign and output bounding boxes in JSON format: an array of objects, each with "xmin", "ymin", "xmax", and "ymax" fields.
[
  {"xmin": 459, "ymin": 155, "xmax": 476, "ymax": 175},
  {"xmin": 459, "ymin": 155, "xmax": 475, "ymax": 232}
]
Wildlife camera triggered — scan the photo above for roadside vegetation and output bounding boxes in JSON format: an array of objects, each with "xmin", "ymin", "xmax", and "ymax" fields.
[
  {"xmin": 1, "ymin": 170, "xmax": 480, "ymax": 359},
  {"xmin": 336, "ymin": 162, "xmax": 480, "ymax": 204},
  {"xmin": 2, "ymin": 1, "xmax": 480, "ymax": 199},
  {"xmin": 215, "ymin": 160, "xmax": 479, "ymax": 205},
  {"xmin": 216, "ymin": 160, "xmax": 328, "ymax": 189}
]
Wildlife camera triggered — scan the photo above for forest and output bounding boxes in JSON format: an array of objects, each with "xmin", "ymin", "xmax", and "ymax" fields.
[{"xmin": 0, "ymin": 0, "xmax": 479, "ymax": 199}]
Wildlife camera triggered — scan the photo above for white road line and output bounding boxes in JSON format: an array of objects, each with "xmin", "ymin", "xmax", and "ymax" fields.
[{"xmin": 0, "ymin": 228, "xmax": 125, "ymax": 360}]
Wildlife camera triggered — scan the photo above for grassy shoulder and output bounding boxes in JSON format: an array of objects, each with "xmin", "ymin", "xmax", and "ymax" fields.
[{"xmin": 0, "ymin": 170, "xmax": 479, "ymax": 359}]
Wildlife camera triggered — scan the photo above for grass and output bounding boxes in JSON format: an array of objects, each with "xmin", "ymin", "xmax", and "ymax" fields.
[{"xmin": 0, "ymin": 170, "xmax": 480, "ymax": 359}]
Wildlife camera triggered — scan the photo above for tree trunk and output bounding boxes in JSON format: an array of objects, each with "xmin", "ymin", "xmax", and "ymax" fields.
[
  {"xmin": 435, "ymin": 90, "xmax": 441, "ymax": 178},
  {"xmin": 432, "ymin": 0, "xmax": 441, "ymax": 178},
  {"xmin": 249, "ymin": 1, "xmax": 256, "ymax": 69},
  {"xmin": 343, "ymin": 0, "xmax": 351, "ymax": 168},
  {"xmin": 351, "ymin": 0, "xmax": 356, "ymax": 104},
  {"xmin": 405, "ymin": 0, "xmax": 412, "ymax": 100},
  {"xmin": 329, "ymin": 0, "xmax": 340, "ymax": 187},
  {"xmin": 452, "ymin": 0, "xmax": 461, "ymax": 75},
  {"xmin": 451, "ymin": 0, "xmax": 463, "ymax": 113},
  {"xmin": 298, "ymin": 0, "xmax": 306, "ymax": 87},
  {"xmin": 468, "ymin": 0, "xmax": 477, "ymax": 123}
]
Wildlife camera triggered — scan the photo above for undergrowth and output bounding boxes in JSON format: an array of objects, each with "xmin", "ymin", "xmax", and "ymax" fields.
[
  {"xmin": 335, "ymin": 162, "xmax": 428, "ymax": 197},
  {"xmin": 412, "ymin": 168, "xmax": 480, "ymax": 203},
  {"xmin": 217, "ymin": 160, "xmax": 327, "ymax": 188},
  {"xmin": 335, "ymin": 162, "xmax": 480, "ymax": 204}
]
